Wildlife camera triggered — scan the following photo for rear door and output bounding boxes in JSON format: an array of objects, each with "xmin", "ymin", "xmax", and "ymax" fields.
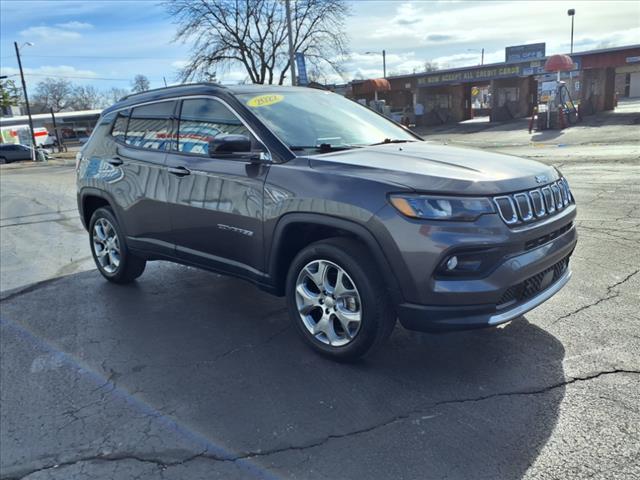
[
  {"xmin": 110, "ymin": 101, "xmax": 176, "ymax": 256},
  {"xmin": 165, "ymin": 96, "xmax": 269, "ymax": 278}
]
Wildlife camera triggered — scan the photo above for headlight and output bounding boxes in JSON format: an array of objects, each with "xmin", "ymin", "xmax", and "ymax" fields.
[{"xmin": 389, "ymin": 194, "xmax": 495, "ymax": 221}]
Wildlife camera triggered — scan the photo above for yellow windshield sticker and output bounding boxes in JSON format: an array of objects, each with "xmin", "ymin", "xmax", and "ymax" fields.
[{"xmin": 246, "ymin": 94, "xmax": 284, "ymax": 108}]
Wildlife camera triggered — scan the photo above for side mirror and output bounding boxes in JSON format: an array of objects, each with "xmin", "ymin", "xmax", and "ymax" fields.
[
  {"xmin": 208, "ymin": 134, "xmax": 270, "ymax": 162},
  {"xmin": 209, "ymin": 134, "xmax": 252, "ymax": 155}
]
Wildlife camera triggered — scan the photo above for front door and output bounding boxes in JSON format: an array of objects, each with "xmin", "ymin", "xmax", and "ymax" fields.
[{"xmin": 165, "ymin": 97, "xmax": 269, "ymax": 278}]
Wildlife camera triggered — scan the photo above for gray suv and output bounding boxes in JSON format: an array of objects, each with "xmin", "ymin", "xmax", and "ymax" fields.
[{"xmin": 77, "ymin": 84, "xmax": 577, "ymax": 360}]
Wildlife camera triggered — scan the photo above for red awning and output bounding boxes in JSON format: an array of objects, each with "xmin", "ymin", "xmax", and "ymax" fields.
[
  {"xmin": 359, "ymin": 78, "xmax": 391, "ymax": 94},
  {"xmin": 544, "ymin": 54, "xmax": 575, "ymax": 72}
]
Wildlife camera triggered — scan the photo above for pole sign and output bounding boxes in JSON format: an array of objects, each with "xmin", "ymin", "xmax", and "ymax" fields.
[
  {"xmin": 295, "ymin": 52, "xmax": 309, "ymax": 86},
  {"xmin": 505, "ymin": 43, "xmax": 546, "ymax": 63}
]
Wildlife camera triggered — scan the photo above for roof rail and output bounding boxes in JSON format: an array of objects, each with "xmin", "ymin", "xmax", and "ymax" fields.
[{"xmin": 117, "ymin": 82, "xmax": 227, "ymax": 102}]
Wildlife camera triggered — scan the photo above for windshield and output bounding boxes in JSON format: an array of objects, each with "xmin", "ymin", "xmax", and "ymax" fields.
[{"xmin": 237, "ymin": 90, "xmax": 417, "ymax": 150}]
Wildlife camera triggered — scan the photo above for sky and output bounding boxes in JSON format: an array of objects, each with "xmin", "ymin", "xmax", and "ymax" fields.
[{"xmin": 0, "ymin": 0, "xmax": 639, "ymax": 93}]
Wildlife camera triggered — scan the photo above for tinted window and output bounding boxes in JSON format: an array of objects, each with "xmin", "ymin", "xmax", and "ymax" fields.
[
  {"xmin": 178, "ymin": 98, "xmax": 251, "ymax": 155},
  {"xmin": 111, "ymin": 110, "xmax": 129, "ymax": 142},
  {"xmin": 126, "ymin": 102, "xmax": 175, "ymax": 150}
]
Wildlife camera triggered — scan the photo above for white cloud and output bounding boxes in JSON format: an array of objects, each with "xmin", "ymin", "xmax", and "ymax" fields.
[
  {"xmin": 0, "ymin": 65, "xmax": 99, "ymax": 79},
  {"xmin": 171, "ymin": 60, "xmax": 189, "ymax": 69},
  {"xmin": 20, "ymin": 26, "xmax": 82, "ymax": 41},
  {"xmin": 55, "ymin": 21, "xmax": 93, "ymax": 30}
]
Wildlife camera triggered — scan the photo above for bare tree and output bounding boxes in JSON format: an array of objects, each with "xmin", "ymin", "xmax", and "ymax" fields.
[
  {"xmin": 101, "ymin": 87, "xmax": 130, "ymax": 106},
  {"xmin": 424, "ymin": 61, "xmax": 439, "ymax": 72},
  {"xmin": 32, "ymin": 78, "xmax": 73, "ymax": 112},
  {"xmin": 70, "ymin": 85, "xmax": 102, "ymax": 110},
  {"xmin": 131, "ymin": 74, "xmax": 150, "ymax": 93},
  {"xmin": 165, "ymin": 0, "xmax": 349, "ymax": 85}
]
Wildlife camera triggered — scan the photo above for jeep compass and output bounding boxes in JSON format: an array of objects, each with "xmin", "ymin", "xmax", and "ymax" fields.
[{"xmin": 77, "ymin": 84, "xmax": 577, "ymax": 360}]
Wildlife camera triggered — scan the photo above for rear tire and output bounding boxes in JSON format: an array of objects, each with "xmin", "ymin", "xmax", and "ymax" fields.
[
  {"xmin": 89, "ymin": 207, "xmax": 146, "ymax": 284},
  {"xmin": 286, "ymin": 237, "xmax": 396, "ymax": 361}
]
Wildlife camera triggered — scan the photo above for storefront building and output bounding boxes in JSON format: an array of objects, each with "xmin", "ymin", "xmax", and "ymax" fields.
[{"xmin": 350, "ymin": 44, "xmax": 640, "ymax": 125}]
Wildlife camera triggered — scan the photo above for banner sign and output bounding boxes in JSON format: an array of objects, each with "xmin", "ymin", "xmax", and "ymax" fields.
[
  {"xmin": 295, "ymin": 52, "xmax": 309, "ymax": 86},
  {"xmin": 417, "ymin": 61, "xmax": 546, "ymax": 87},
  {"xmin": 506, "ymin": 43, "xmax": 546, "ymax": 63}
]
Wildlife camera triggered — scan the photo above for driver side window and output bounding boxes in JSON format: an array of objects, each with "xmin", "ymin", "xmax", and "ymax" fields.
[{"xmin": 177, "ymin": 98, "xmax": 253, "ymax": 156}]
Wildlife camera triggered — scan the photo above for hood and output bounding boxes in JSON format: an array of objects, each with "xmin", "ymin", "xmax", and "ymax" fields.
[{"xmin": 307, "ymin": 142, "xmax": 558, "ymax": 195}]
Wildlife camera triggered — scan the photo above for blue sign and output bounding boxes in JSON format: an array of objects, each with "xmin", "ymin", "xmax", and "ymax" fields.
[
  {"xmin": 506, "ymin": 43, "xmax": 546, "ymax": 63},
  {"xmin": 295, "ymin": 52, "xmax": 309, "ymax": 86}
]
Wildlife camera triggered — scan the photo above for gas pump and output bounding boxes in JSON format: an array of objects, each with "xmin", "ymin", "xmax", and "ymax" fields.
[{"xmin": 532, "ymin": 54, "xmax": 581, "ymax": 131}]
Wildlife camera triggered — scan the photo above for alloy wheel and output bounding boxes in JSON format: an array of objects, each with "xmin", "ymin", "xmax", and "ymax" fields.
[
  {"xmin": 92, "ymin": 218, "xmax": 121, "ymax": 274},
  {"xmin": 295, "ymin": 259, "xmax": 362, "ymax": 347}
]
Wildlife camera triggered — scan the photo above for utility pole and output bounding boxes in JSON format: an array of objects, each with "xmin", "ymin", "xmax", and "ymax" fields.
[
  {"xmin": 481, "ymin": 48, "xmax": 485, "ymax": 66},
  {"xmin": 568, "ymin": 9, "xmax": 575, "ymax": 54},
  {"xmin": 382, "ymin": 49, "xmax": 387, "ymax": 78},
  {"xmin": 14, "ymin": 41, "xmax": 36, "ymax": 161},
  {"xmin": 285, "ymin": 0, "xmax": 297, "ymax": 86},
  {"xmin": 50, "ymin": 107, "xmax": 64, "ymax": 153}
]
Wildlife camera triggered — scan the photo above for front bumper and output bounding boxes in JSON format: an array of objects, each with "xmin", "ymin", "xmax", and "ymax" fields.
[
  {"xmin": 372, "ymin": 201, "xmax": 578, "ymax": 333},
  {"xmin": 398, "ymin": 268, "xmax": 571, "ymax": 332}
]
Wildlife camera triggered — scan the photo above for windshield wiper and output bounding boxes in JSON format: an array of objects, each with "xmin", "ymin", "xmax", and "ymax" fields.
[
  {"xmin": 288, "ymin": 144, "xmax": 361, "ymax": 153},
  {"xmin": 368, "ymin": 138, "xmax": 418, "ymax": 146}
]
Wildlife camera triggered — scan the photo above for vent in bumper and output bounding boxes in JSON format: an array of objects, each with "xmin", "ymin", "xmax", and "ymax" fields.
[
  {"xmin": 494, "ymin": 178, "xmax": 574, "ymax": 226},
  {"xmin": 498, "ymin": 255, "xmax": 570, "ymax": 308}
]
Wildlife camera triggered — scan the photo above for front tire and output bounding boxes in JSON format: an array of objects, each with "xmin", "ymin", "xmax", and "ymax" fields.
[
  {"xmin": 89, "ymin": 207, "xmax": 146, "ymax": 284},
  {"xmin": 286, "ymin": 237, "xmax": 396, "ymax": 361}
]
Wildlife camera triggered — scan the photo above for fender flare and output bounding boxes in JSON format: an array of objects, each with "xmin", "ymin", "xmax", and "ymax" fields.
[
  {"xmin": 267, "ymin": 213, "xmax": 403, "ymax": 305},
  {"xmin": 78, "ymin": 187, "xmax": 126, "ymax": 233}
]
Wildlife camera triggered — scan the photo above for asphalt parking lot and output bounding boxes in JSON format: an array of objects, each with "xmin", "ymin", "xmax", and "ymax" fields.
[{"xmin": 1, "ymin": 113, "xmax": 639, "ymax": 478}]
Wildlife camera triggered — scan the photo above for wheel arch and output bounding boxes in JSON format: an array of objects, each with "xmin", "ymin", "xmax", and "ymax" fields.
[
  {"xmin": 267, "ymin": 213, "xmax": 403, "ymax": 306},
  {"xmin": 78, "ymin": 188, "xmax": 124, "ymax": 232}
]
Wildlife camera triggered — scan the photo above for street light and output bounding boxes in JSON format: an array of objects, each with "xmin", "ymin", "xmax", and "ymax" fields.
[
  {"xmin": 13, "ymin": 40, "xmax": 36, "ymax": 160},
  {"xmin": 467, "ymin": 48, "xmax": 485, "ymax": 66},
  {"xmin": 568, "ymin": 9, "xmax": 576, "ymax": 54},
  {"xmin": 364, "ymin": 50, "xmax": 386, "ymax": 78}
]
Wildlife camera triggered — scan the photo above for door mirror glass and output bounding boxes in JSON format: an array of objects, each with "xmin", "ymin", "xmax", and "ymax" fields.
[{"xmin": 208, "ymin": 134, "xmax": 252, "ymax": 156}]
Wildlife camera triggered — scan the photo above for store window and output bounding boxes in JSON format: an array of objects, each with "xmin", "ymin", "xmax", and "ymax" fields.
[
  {"xmin": 177, "ymin": 98, "xmax": 251, "ymax": 155},
  {"xmin": 125, "ymin": 102, "xmax": 174, "ymax": 150}
]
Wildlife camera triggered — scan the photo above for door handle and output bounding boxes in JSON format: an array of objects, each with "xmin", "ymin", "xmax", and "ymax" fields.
[
  {"xmin": 168, "ymin": 166, "xmax": 191, "ymax": 177},
  {"xmin": 107, "ymin": 157, "xmax": 123, "ymax": 166}
]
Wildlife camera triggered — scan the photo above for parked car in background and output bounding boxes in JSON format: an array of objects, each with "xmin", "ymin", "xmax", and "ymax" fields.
[
  {"xmin": 77, "ymin": 83, "xmax": 577, "ymax": 361},
  {"xmin": 0, "ymin": 143, "xmax": 33, "ymax": 163}
]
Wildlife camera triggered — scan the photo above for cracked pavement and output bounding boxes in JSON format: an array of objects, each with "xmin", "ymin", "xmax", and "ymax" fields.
[{"xmin": 1, "ymin": 113, "xmax": 639, "ymax": 479}]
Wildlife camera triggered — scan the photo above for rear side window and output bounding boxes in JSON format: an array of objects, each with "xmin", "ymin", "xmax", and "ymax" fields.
[
  {"xmin": 111, "ymin": 110, "xmax": 129, "ymax": 142},
  {"xmin": 178, "ymin": 98, "xmax": 252, "ymax": 155},
  {"xmin": 125, "ymin": 101, "xmax": 175, "ymax": 150}
]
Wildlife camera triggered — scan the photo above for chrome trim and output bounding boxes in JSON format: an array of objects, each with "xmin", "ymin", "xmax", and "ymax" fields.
[
  {"xmin": 551, "ymin": 184, "xmax": 563, "ymax": 210},
  {"xmin": 488, "ymin": 269, "xmax": 572, "ymax": 325},
  {"xmin": 513, "ymin": 192, "xmax": 534, "ymax": 222},
  {"xmin": 541, "ymin": 186, "xmax": 556, "ymax": 213},
  {"xmin": 528, "ymin": 189, "xmax": 546, "ymax": 217},
  {"xmin": 559, "ymin": 179, "xmax": 570, "ymax": 206},
  {"xmin": 493, "ymin": 196, "xmax": 518, "ymax": 224},
  {"xmin": 106, "ymin": 94, "xmax": 274, "ymax": 162}
]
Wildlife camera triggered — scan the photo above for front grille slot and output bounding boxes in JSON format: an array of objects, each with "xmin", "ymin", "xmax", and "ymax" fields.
[
  {"xmin": 497, "ymin": 255, "xmax": 570, "ymax": 308},
  {"xmin": 494, "ymin": 179, "xmax": 573, "ymax": 226},
  {"xmin": 524, "ymin": 222, "xmax": 573, "ymax": 250}
]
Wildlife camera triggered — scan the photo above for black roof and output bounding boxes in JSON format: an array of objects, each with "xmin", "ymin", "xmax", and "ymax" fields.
[{"xmin": 104, "ymin": 83, "xmax": 314, "ymax": 114}]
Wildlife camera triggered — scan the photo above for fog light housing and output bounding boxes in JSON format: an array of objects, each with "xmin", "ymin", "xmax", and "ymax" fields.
[{"xmin": 435, "ymin": 247, "xmax": 503, "ymax": 279}]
